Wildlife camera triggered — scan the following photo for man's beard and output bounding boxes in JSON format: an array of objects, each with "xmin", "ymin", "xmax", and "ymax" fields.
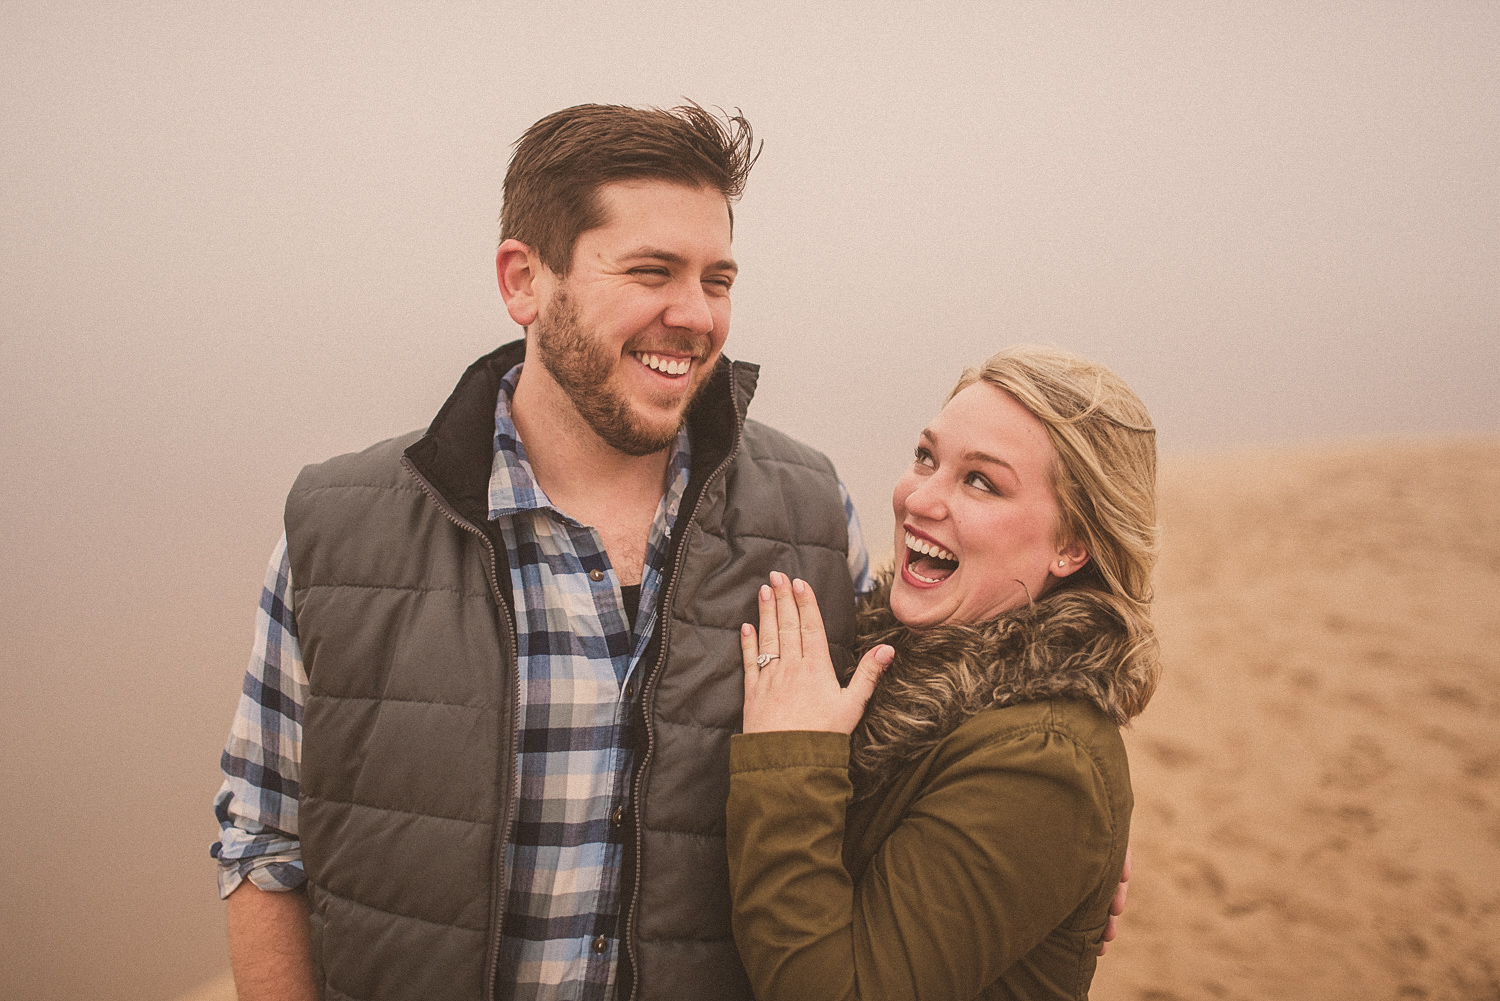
[{"xmin": 533, "ymin": 289, "xmax": 708, "ymax": 457}]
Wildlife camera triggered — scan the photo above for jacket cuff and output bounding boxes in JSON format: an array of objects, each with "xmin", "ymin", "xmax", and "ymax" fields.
[{"xmin": 730, "ymin": 730, "xmax": 850, "ymax": 772}]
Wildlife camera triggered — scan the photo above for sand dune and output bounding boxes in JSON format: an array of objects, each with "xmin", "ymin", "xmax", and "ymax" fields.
[
  {"xmin": 170, "ymin": 440, "xmax": 1500, "ymax": 1001},
  {"xmin": 1095, "ymin": 440, "xmax": 1500, "ymax": 1000}
]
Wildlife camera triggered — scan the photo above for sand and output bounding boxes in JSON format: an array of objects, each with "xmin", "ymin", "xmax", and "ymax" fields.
[
  {"xmin": 171, "ymin": 972, "xmax": 236, "ymax": 1001},
  {"xmin": 1094, "ymin": 440, "xmax": 1500, "ymax": 1001},
  {"xmin": 169, "ymin": 440, "xmax": 1500, "ymax": 1001}
]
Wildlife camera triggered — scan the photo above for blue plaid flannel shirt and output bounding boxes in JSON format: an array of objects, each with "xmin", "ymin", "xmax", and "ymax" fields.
[{"xmin": 213, "ymin": 363, "xmax": 873, "ymax": 998}]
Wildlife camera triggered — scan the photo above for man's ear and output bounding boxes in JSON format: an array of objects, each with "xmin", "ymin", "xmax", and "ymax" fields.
[
  {"xmin": 496, "ymin": 238, "xmax": 545, "ymax": 327},
  {"xmin": 1051, "ymin": 538, "xmax": 1091, "ymax": 579}
]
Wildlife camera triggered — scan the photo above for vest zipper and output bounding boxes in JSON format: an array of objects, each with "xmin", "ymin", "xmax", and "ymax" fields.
[
  {"xmin": 623, "ymin": 371, "xmax": 748, "ymax": 1001},
  {"xmin": 400, "ymin": 456, "xmax": 522, "ymax": 1001}
]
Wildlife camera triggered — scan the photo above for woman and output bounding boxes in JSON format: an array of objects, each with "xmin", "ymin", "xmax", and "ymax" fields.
[{"xmin": 727, "ymin": 345, "xmax": 1159, "ymax": 1000}]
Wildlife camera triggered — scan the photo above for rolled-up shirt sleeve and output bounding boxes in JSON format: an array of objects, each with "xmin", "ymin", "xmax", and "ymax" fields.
[{"xmin": 210, "ymin": 533, "xmax": 307, "ymax": 897}]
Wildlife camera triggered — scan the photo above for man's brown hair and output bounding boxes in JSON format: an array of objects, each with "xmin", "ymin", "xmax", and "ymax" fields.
[{"xmin": 500, "ymin": 102, "xmax": 759, "ymax": 276}]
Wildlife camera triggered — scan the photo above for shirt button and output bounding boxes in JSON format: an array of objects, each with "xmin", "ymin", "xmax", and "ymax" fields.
[
  {"xmin": 612, "ymin": 805, "xmax": 624, "ymax": 826},
  {"xmin": 589, "ymin": 569, "xmax": 605, "ymax": 582},
  {"xmin": 591, "ymin": 935, "xmax": 608, "ymax": 954},
  {"xmin": 624, "ymin": 679, "xmax": 637, "ymax": 700}
]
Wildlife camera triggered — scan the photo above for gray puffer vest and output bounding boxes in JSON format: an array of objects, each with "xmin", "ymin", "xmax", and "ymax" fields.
[{"xmin": 286, "ymin": 341, "xmax": 858, "ymax": 1001}]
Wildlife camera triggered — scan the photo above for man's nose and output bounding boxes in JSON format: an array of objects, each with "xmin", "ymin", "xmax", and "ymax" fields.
[{"xmin": 662, "ymin": 280, "xmax": 716, "ymax": 334}]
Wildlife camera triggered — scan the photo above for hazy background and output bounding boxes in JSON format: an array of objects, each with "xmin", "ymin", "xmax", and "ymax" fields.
[{"xmin": 2, "ymin": 2, "xmax": 1496, "ymax": 998}]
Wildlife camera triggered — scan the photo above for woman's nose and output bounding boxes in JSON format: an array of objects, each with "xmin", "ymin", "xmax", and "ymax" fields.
[{"xmin": 903, "ymin": 476, "xmax": 948, "ymax": 520}]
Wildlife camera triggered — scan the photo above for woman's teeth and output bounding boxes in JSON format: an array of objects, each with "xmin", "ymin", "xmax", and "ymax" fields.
[
  {"xmin": 904, "ymin": 531, "xmax": 956, "ymax": 562},
  {"xmin": 635, "ymin": 353, "xmax": 691, "ymax": 376},
  {"xmin": 904, "ymin": 531, "xmax": 959, "ymax": 584}
]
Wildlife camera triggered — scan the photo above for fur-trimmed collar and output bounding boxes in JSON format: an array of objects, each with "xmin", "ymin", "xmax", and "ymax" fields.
[{"xmin": 850, "ymin": 575, "xmax": 1156, "ymax": 799}]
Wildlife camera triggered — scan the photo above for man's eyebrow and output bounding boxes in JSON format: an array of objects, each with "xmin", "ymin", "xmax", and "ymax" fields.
[
  {"xmin": 622, "ymin": 247, "xmax": 738, "ymax": 274},
  {"xmin": 922, "ymin": 429, "xmax": 1020, "ymax": 479}
]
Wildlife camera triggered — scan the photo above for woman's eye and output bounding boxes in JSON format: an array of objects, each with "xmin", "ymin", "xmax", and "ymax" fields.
[
  {"xmin": 966, "ymin": 472, "xmax": 996, "ymax": 493},
  {"xmin": 913, "ymin": 447, "xmax": 935, "ymax": 468}
]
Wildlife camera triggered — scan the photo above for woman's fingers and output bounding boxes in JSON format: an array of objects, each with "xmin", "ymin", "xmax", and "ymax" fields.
[
  {"xmin": 790, "ymin": 578, "xmax": 828, "ymax": 653},
  {"xmin": 1099, "ymin": 845, "xmax": 1131, "ymax": 956},
  {"xmin": 844, "ymin": 644, "xmax": 894, "ymax": 712},
  {"xmin": 740, "ymin": 622, "xmax": 760, "ymax": 689},
  {"xmin": 1111, "ymin": 846, "xmax": 1131, "ymax": 916},
  {"xmin": 756, "ymin": 582, "xmax": 780, "ymax": 665},
  {"xmin": 770, "ymin": 572, "xmax": 803, "ymax": 659}
]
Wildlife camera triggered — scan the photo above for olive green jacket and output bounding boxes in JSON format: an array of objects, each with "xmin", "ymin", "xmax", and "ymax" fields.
[{"xmin": 726, "ymin": 699, "xmax": 1132, "ymax": 1000}]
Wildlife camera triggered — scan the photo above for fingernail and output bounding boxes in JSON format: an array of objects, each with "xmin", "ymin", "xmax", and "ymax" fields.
[
  {"xmin": 792, "ymin": 578, "xmax": 805, "ymax": 595},
  {"xmin": 742, "ymin": 623, "xmax": 753, "ymax": 636},
  {"xmin": 760, "ymin": 585, "xmax": 772, "ymax": 602},
  {"xmin": 875, "ymin": 645, "xmax": 895, "ymax": 665},
  {"xmin": 771, "ymin": 571, "xmax": 784, "ymax": 586}
]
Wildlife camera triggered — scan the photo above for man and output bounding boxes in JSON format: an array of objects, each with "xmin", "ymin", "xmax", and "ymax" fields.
[{"xmin": 212, "ymin": 104, "xmax": 870, "ymax": 1001}]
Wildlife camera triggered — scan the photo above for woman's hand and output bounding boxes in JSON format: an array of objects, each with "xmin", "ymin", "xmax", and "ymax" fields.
[
  {"xmin": 740, "ymin": 571, "xmax": 894, "ymax": 735},
  {"xmin": 1098, "ymin": 845, "xmax": 1132, "ymax": 956}
]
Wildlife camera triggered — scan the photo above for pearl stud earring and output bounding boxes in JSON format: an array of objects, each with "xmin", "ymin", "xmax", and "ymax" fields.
[{"xmin": 1058, "ymin": 559, "xmax": 1066, "ymax": 567}]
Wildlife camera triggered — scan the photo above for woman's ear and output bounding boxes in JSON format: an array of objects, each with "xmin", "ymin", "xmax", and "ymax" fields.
[
  {"xmin": 496, "ymin": 238, "xmax": 545, "ymax": 327},
  {"xmin": 1051, "ymin": 539, "xmax": 1091, "ymax": 579}
]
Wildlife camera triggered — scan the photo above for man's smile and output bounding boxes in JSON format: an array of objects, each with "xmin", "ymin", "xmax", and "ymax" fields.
[{"xmin": 632, "ymin": 351, "xmax": 694, "ymax": 377}]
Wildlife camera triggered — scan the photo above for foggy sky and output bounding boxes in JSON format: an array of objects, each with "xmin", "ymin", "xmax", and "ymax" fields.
[{"xmin": 2, "ymin": 3, "xmax": 1496, "ymax": 999}]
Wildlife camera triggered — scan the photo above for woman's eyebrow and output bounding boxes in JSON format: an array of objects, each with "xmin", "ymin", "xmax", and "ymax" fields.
[
  {"xmin": 965, "ymin": 450, "xmax": 1020, "ymax": 480},
  {"xmin": 924, "ymin": 429, "xmax": 1020, "ymax": 480}
]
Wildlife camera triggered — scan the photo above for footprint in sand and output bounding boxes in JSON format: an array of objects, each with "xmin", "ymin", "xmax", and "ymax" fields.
[
  {"xmin": 1140, "ymin": 737, "xmax": 1202, "ymax": 771},
  {"xmin": 1319, "ymin": 735, "xmax": 1393, "ymax": 792}
]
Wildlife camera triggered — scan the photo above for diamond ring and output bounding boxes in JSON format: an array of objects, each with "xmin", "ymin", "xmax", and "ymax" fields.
[{"xmin": 756, "ymin": 653, "xmax": 780, "ymax": 668}]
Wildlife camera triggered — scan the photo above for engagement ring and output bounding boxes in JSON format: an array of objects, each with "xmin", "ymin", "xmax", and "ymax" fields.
[{"xmin": 756, "ymin": 653, "xmax": 780, "ymax": 668}]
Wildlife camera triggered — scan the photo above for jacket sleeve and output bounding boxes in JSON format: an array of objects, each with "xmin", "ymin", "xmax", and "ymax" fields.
[{"xmin": 725, "ymin": 722, "xmax": 1116, "ymax": 1000}]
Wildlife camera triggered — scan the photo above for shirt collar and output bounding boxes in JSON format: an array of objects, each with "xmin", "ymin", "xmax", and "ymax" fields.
[{"xmin": 487, "ymin": 362, "xmax": 691, "ymax": 524}]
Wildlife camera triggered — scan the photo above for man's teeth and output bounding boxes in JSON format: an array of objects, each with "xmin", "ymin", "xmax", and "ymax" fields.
[
  {"xmin": 904, "ymin": 531, "xmax": 956, "ymax": 563},
  {"xmin": 636, "ymin": 353, "xmax": 691, "ymax": 376}
]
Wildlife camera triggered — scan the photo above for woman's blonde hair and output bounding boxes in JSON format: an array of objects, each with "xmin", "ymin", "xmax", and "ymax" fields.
[{"xmin": 950, "ymin": 344, "xmax": 1161, "ymax": 709}]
